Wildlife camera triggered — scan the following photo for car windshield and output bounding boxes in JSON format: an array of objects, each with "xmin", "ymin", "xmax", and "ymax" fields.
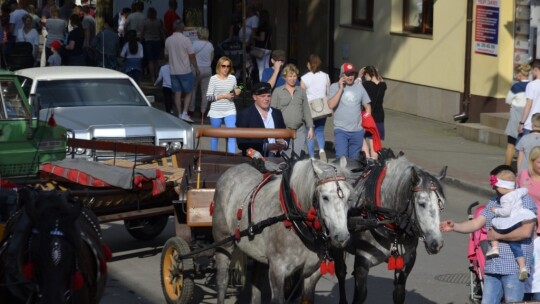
[{"xmin": 35, "ymin": 79, "xmax": 148, "ymax": 108}]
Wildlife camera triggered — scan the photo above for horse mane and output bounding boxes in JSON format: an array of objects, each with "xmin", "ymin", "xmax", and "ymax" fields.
[
  {"xmin": 381, "ymin": 156, "xmax": 444, "ymax": 210},
  {"xmin": 290, "ymin": 159, "xmax": 351, "ymax": 210}
]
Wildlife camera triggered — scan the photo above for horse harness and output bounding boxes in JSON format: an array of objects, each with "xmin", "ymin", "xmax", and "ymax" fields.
[
  {"xmin": 191, "ymin": 159, "xmax": 346, "ymax": 263},
  {"xmin": 350, "ymin": 163, "xmax": 443, "ymax": 242},
  {"xmin": 1, "ymin": 208, "xmax": 109, "ymax": 303}
]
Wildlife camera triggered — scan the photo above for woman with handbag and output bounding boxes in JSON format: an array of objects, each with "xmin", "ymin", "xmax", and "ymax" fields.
[
  {"xmin": 252, "ymin": 10, "xmax": 272, "ymax": 82},
  {"xmin": 300, "ymin": 54, "xmax": 330, "ymax": 162},
  {"xmin": 362, "ymin": 66, "xmax": 387, "ymax": 160}
]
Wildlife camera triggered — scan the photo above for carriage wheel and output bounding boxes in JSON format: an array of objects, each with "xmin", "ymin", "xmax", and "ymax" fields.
[
  {"xmin": 161, "ymin": 236, "xmax": 194, "ymax": 304},
  {"xmin": 124, "ymin": 215, "xmax": 170, "ymax": 241}
]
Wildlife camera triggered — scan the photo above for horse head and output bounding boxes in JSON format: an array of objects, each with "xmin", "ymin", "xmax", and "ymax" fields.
[
  {"xmin": 21, "ymin": 189, "xmax": 83, "ymax": 304},
  {"xmin": 292, "ymin": 157, "xmax": 352, "ymax": 248},
  {"xmin": 410, "ymin": 166, "xmax": 446, "ymax": 254}
]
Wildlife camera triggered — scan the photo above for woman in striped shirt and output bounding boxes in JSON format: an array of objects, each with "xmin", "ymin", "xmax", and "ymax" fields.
[{"xmin": 206, "ymin": 56, "xmax": 240, "ymax": 153}]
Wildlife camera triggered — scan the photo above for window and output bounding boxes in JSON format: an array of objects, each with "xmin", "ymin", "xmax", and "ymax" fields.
[
  {"xmin": 352, "ymin": 0, "xmax": 374, "ymax": 27},
  {"xmin": 403, "ymin": 0, "xmax": 433, "ymax": 35}
]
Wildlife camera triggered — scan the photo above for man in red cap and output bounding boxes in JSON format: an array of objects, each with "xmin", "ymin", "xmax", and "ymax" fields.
[{"xmin": 328, "ymin": 63, "xmax": 372, "ymax": 159}]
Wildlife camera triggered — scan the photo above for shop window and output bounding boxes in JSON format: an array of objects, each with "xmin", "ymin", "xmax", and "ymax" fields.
[
  {"xmin": 352, "ymin": 0, "xmax": 374, "ymax": 27},
  {"xmin": 403, "ymin": 0, "xmax": 433, "ymax": 35}
]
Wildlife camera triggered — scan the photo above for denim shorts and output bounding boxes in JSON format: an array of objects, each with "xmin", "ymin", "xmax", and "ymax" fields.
[{"xmin": 171, "ymin": 73, "xmax": 194, "ymax": 93}]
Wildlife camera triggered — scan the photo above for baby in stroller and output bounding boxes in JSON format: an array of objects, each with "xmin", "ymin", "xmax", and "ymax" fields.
[{"xmin": 486, "ymin": 171, "xmax": 536, "ymax": 281}]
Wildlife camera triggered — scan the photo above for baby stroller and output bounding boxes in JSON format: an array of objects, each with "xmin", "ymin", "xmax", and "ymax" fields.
[{"xmin": 467, "ymin": 201, "xmax": 488, "ymax": 304}]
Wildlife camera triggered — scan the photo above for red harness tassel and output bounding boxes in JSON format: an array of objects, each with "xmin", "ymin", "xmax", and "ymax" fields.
[
  {"xmin": 72, "ymin": 271, "xmax": 84, "ymax": 290},
  {"xmin": 387, "ymin": 256, "xmax": 396, "ymax": 270},
  {"xmin": 234, "ymin": 227, "xmax": 241, "ymax": 241},
  {"xmin": 23, "ymin": 262, "xmax": 34, "ymax": 280},
  {"xmin": 320, "ymin": 260, "xmax": 328, "ymax": 275},
  {"xmin": 209, "ymin": 201, "xmax": 214, "ymax": 216},
  {"xmin": 327, "ymin": 260, "xmax": 335, "ymax": 275},
  {"xmin": 395, "ymin": 255, "xmax": 404, "ymax": 270},
  {"xmin": 236, "ymin": 208, "xmax": 243, "ymax": 220}
]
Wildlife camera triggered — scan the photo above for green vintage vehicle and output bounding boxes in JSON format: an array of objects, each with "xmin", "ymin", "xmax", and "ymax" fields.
[{"xmin": 0, "ymin": 69, "xmax": 67, "ymax": 178}]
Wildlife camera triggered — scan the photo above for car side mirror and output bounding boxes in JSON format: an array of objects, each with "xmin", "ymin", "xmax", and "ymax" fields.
[{"xmin": 146, "ymin": 95, "xmax": 155, "ymax": 104}]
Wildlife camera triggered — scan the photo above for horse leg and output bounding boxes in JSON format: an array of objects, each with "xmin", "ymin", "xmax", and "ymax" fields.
[
  {"xmin": 268, "ymin": 261, "xmax": 286, "ymax": 304},
  {"xmin": 250, "ymin": 260, "xmax": 268, "ymax": 304},
  {"xmin": 215, "ymin": 245, "xmax": 234, "ymax": 304},
  {"xmin": 393, "ymin": 248, "xmax": 417, "ymax": 304},
  {"xmin": 330, "ymin": 248, "xmax": 349, "ymax": 304},
  {"xmin": 351, "ymin": 255, "xmax": 371, "ymax": 304},
  {"xmin": 301, "ymin": 270, "xmax": 322, "ymax": 304}
]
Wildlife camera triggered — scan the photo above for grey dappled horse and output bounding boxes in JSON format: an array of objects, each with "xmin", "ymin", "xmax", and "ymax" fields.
[
  {"xmin": 0, "ymin": 189, "xmax": 108, "ymax": 304},
  {"xmin": 212, "ymin": 158, "xmax": 354, "ymax": 304},
  {"xmin": 334, "ymin": 155, "xmax": 446, "ymax": 304}
]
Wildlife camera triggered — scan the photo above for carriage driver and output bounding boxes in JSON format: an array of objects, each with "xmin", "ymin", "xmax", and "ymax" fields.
[{"xmin": 236, "ymin": 82, "xmax": 289, "ymax": 157}]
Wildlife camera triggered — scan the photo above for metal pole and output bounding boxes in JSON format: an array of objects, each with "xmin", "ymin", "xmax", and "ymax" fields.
[{"xmin": 242, "ymin": 0, "xmax": 247, "ymax": 106}]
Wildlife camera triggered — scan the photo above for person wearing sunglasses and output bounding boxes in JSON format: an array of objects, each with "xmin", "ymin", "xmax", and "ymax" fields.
[
  {"xmin": 328, "ymin": 63, "xmax": 372, "ymax": 159},
  {"xmin": 206, "ymin": 56, "xmax": 241, "ymax": 153}
]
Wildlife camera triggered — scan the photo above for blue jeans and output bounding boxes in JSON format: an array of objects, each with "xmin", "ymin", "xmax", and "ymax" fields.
[
  {"xmin": 334, "ymin": 128, "xmax": 365, "ymax": 159},
  {"xmin": 210, "ymin": 115, "xmax": 237, "ymax": 153},
  {"xmin": 482, "ymin": 272, "xmax": 525, "ymax": 304},
  {"xmin": 307, "ymin": 118, "xmax": 326, "ymax": 158}
]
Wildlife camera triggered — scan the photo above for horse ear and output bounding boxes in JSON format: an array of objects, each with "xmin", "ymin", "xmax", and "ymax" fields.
[
  {"xmin": 339, "ymin": 156, "xmax": 347, "ymax": 168},
  {"xmin": 21, "ymin": 188, "xmax": 39, "ymax": 222},
  {"xmin": 437, "ymin": 166, "xmax": 448, "ymax": 180},
  {"xmin": 397, "ymin": 151, "xmax": 405, "ymax": 157},
  {"xmin": 411, "ymin": 167, "xmax": 420, "ymax": 185}
]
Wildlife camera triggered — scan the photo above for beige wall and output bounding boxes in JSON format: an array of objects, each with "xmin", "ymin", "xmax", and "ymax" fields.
[{"xmin": 334, "ymin": 0, "xmax": 515, "ymax": 123}]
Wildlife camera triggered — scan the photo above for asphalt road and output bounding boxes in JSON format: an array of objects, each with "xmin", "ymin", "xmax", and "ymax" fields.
[{"xmin": 100, "ymin": 184, "xmax": 489, "ymax": 304}]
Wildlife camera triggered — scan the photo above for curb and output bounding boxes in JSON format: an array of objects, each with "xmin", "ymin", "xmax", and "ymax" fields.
[{"xmin": 442, "ymin": 175, "xmax": 493, "ymax": 198}]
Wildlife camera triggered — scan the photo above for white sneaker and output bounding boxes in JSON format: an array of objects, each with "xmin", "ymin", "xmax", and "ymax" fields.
[
  {"xmin": 486, "ymin": 246, "xmax": 499, "ymax": 259},
  {"xmin": 180, "ymin": 113, "xmax": 194, "ymax": 123},
  {"xmin": 319, "ymin": 150, "xmax": 327, "ymax": 162}
]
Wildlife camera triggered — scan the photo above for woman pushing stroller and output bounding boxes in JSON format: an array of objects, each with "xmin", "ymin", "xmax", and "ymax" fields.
[{"xmin": 440, "ymin": 165, "xmax": 537, "ymax": 304}]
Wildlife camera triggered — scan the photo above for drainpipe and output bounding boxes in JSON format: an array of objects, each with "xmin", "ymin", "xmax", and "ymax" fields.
[{"xmin": 453, "ymin": 0, "xmax": 473, "ymax": 122}]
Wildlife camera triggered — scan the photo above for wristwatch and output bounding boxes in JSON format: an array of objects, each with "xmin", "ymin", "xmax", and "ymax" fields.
[{"xmin": 519, "ymin": 122, "xmax": 525, "ymax": 125}]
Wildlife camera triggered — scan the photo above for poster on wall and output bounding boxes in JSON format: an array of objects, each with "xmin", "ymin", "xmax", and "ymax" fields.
[{"xmin": 475, "ymin": 0, "xmax": 500, "ymax": 56}]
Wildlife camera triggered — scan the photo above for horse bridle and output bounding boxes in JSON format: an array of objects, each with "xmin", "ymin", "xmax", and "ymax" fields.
[{"xmin": 406, "ymin": 179, "xmax": 444, "ymax": 239}]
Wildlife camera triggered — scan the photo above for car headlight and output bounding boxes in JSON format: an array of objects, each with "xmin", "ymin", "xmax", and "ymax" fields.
[{"xmin": 158, "ymin": 140, "xmax": 183, "ymax": 152}]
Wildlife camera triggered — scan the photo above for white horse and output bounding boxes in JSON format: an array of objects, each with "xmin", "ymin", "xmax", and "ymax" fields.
[
  {"xmin": 334, "ymin": 154, "xmax": 446, "ymax": 304},
  {"xmin": 212, "ymin": 158, "xmax": 353, "ymax": 304}
]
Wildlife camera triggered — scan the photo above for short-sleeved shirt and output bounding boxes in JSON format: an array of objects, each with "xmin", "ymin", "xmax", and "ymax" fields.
[
  {"xmin": 44, "ymin": 18, "xmax": 67, "ymax": 48},
  {"xmin": 9, "ymin": 9, "xmax": 28, "ymax": 37},
  {"xmin": 47, "ymin": 52, "xmax": 61, "ymax": 66},
  {"xmin": 82, "ymin": 15, "xmax": 96, "ymax": 47},
  {"xmin": 164, "ymin": 32, "xmax": 194, "ymax": 75},
  {"xmin": 125, "ymin": 11, "xmax": 145, "ymax": 38},
  {"xmin": 525, "ymin": 79, "xmax": 540, "ymax": 130},
  {"xmin": 328, "ymin": 82, "xmax": 371, "ymax": 132},
  {"xmin": 482, "ymin": 195, "xmax": 537, "ymax": 275},
  {"xmin": 516, "ymin": 132, "xmax": 540, "ymax": 172},
  {"xmin": 301, "ymin": 71, "xmax": 329, "ymax": 101}
]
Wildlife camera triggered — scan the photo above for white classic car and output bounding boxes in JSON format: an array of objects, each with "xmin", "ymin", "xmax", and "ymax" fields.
[{"xmin": 16, "ymin": 66, "xmax": 194, "ymax": 159}]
